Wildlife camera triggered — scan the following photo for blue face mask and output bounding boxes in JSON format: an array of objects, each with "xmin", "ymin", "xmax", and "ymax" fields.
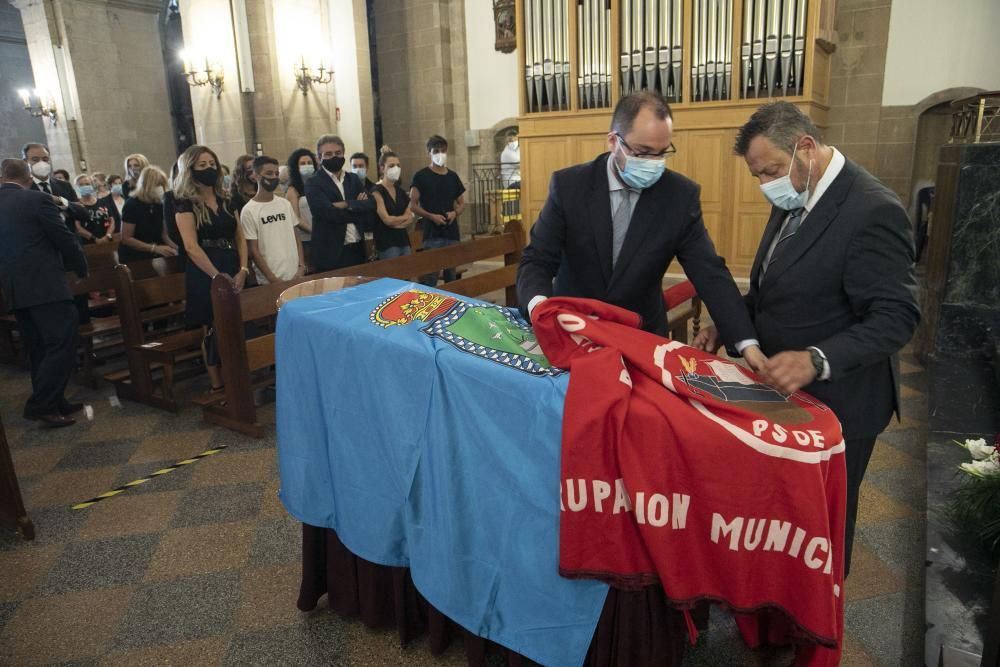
[
  {"xmin": 759, "ymin": 142, "xmax": 812, "ymax": 210},
  {"xmin": 299, "ymin": 164, "xmax": 315, "ymax": 179},
  {"xmin": 78, "ymin": 185, "xmax": 96, "ymax": 197},
  {"xmin": 615, "ymin": 142, "xmax": 665, "ymax": 190},
  {"xmin": 111, "ymin": 183, "xmax": 123, "ymax": 196},
  {"xmin": 223, "ymin": 175, "xmax": 233, "ymax": 190}
]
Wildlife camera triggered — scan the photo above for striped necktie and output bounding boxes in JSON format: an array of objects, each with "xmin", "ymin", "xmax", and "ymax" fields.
[{"xmin": 761, "ymin": 207, "xmax": 805, "ymax": 278}]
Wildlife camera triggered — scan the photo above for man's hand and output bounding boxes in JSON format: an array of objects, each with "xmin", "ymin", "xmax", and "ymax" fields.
[
  {"xmin": 445, "ymin": 211, "xmax": 456, "ymax": 222},
  {"xmin": 233, "ymin": 270, "xmax": 247, "ymax": 293},
  {"xmin": 741, "ymin": 345, "xmax": 768, "ymax": 375},
  {"xmin": 691, "ymin": 325, "xmax": 721, "ymax": 354},
  {"xmin": 434, "ymin": 214, "xmax": 448, "ymax": 225},
  {"xmin": 52, "ymin": 195, "xmax": 67, "ymax": 208},
  {"xmin": 762, "ymin": 351, "xmax": 817, "ymax": 394},
  {"xmin": 333, "ymin": 201, "xmax": 349, "ymax": 209},
  {"xmin": 357, "ymin": 192, "xmax": 369, "ymax": 201}
]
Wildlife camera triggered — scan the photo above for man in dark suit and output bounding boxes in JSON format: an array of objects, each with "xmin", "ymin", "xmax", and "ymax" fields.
[
  {"xmin": 22, "ymin": 143, "xmax": 87, "ymax": 232},
  {"xmin": 694, "ymin": 102, "xmax": 920, "ymax": 573},
  {"xmin": 305, "ymin": 134, "xmax": 375, "ymax": 272},
  {"xmin": 518, "ymin": 91, "xmax": 765, "ymax": 368},
  {"xmin": 0, "ymin": 158, "xmax": 88, "ymax": 427}
]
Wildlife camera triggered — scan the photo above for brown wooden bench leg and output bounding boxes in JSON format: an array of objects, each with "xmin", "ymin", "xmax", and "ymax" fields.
[
  {"xmin": 80, "ymin": 337, "xmax": 97, "ymax": 388},
  {"xmin": 159, "ymin": 362, "xmax": 178, "ymax": 412}
]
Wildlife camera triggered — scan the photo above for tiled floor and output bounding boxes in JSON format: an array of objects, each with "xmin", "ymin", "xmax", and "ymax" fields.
[{"xmin": 0, "ymin": 341, "xmax": 927, "ymax": 666}]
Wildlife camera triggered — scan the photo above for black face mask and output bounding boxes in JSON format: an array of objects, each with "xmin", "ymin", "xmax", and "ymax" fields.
[
  {"xmin": 322, "ymin": 156, "xmax": 345, "ymax": 173},
  {"xmin": 260, "ymin": 176, "xmax": 279, "ymax": 192},
  {"xmin": 192, "ymin": 167, "xmax": 218, "ymax": 187}
]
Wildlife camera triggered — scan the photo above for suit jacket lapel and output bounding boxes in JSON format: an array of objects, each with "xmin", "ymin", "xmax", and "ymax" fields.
[
  {"xmin": 750, "ymin": 207, "xmax": 785, "ymax": 286},
  {"xmin": 761, "ymin": 159, "xmax": 860, "ymax": 287},
  {"xmin": 587, "ymin": 154, "xmax": 614, "ymax": 288}
]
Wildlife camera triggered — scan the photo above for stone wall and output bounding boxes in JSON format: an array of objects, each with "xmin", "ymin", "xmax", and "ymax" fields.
[
  {"xmin": 12, "ymin": 0, "xmax": 175, "ymax": 177},
  {"xmin": 372, "ymin": 0, "xmax": 471, "ymax": 188},
  {"xmin": 0, "ymin": 0, "xmax": 45, "ymax": 160}
]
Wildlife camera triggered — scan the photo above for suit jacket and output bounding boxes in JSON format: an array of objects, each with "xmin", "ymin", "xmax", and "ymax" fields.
[
  {"xmin": 517, "ymin": 153, "xmax": 755, "ymax": 343},
  {"xmin": 30, "ymin": 177, "xmax": 88, "ymax": 230},
  {"xmin": 304, "ymin": 169, "xmax": 375, "ymax": 271},
  {"xmin": 744, "ymin": 158, "xmax": 919, "ymax": 439},
  {"xmin": 0, "ymin": 183, "xmax": 87, "ymax": 310}
]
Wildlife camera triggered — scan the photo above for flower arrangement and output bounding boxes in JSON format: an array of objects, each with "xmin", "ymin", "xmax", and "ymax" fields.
[{"xmin": 949, "ymin": 434, "xmax": 1000, "ymax": 555}]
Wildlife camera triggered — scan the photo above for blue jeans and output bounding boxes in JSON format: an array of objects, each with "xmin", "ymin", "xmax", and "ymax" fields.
[
  {"xmin": 378, "ymin": 245, "xmax": 412, "ymax": 260},
  {"xmin": 419, "ymin": 237, "xmax": 458, "ymax": 286}
]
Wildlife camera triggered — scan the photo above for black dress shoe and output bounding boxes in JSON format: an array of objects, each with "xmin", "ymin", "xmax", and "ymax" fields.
[
  {"xmin": 37, "ymin": 414, "xmax": 76, "ymax": 428},
  {"xmin": 59, "ymin": 401, "xmax": 84, "ymax": 415}
]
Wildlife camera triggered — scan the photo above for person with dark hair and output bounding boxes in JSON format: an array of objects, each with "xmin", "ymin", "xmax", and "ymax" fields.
[
  {"xmin": 285, "ymin": 148, "xmax": 317, "ymax": 264},
  {"xmin": 52, "ymin": 169, "xmax": 71, "ymax": 182},
  {"xmin": 370, "ymin": 151, "xmax": 414, "ymax": 259},
  {"xmin": 240, "ymin": 155, "xmax": 303, "ymax": 284},
  {"xmin": 694, "ymin": 100, "xmax": 920, "ymax": 575},
  {"xmin": 305, "ymin": 134, "xmax": 374, "ymax": 271},
  {"xmin": 410, "ymin": 134, "xmax": 466, "ymax": 285},
  {"xmin": 99, "ymin": 173, "xmax": 126, "ymax": 220},
  {"xmin": 501, "ymin": 129, "xmax": 520, "ymax": 188},
  {"xmin": 349, "ymin": 152, "xmax": 376, "ymax": 190},
  {"xmin": 518, "ymin": 91, "xmax": 763, "ymax": 372},
  {"xmin": 22, "ymin": 143, "xmax": 88, "ymax": 233},
  {"xmin": 0, "ymin": 158, "xmax": 87, "ymax": 427}
]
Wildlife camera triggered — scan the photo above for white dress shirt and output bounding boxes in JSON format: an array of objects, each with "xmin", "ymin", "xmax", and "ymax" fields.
[{"xmin": 323, "ymin": 166, "xmax": 360, "ymax": 244}]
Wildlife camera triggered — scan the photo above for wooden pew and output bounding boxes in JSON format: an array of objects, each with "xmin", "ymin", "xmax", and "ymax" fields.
[
  {"xmin": 104, "ymin": 258, "xmax": 199, "ymax": 411},
  {"xmin": 0, "ymin": 413, "xmax": 32, "ymax": 540},
  {"xmin": 199, "ymin": 221, "xmax": 525, "ymax": 437}
]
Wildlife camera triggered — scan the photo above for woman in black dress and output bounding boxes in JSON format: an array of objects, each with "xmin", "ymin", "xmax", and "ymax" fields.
[
  {"xmin": 119, "ymin": 166, "xmax": 179, "ymax": 264},
  {"xmin": 369, "ymin": 151, "xmax": 415, "ymax": 259},
  {"xmin": 174, "ymin": 145, "xmax": 248, "ymax": 392},
  {"xmin": 122, "ymin": 153, "xmax": 149, "ymax": 199}
]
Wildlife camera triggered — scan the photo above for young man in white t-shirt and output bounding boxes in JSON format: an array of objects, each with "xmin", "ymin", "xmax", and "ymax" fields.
[{"xmin": 240, "ymin": 156, "xmax": 304, "ymax": 284}]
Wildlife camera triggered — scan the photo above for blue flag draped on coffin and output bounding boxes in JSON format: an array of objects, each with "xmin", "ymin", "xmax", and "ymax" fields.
[{"xmin": 276, "ymin": 278, "xmax": 608, "ymax": 667}]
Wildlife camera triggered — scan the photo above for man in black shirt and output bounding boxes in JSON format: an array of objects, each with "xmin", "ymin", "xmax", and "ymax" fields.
[{"xmin": 409, "ymin": 135, "xmax": 466, "ymax": 285}]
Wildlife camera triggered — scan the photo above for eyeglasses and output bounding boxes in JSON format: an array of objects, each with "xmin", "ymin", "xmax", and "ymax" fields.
[{"xmin": 616, "ymin": 133, "xmax": 677, "ymax": 160}]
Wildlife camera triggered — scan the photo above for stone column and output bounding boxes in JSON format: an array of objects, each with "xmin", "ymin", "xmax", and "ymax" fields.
[
  {"xmin": 373, "ymin": 0, "xmax": 471, "ymax": 187},
  {"xmin": 0, "ymin": 0, "xmax": 45, "ymax": 158},
  {"xmin": 13, "ymin": 0, "xmax": 176, "ymax": 176}
]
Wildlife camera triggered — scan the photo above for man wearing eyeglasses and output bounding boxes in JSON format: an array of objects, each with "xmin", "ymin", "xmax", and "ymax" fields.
[{"xmin": 518, "ymin": 91, "xmax": 765, "ymax": 370}]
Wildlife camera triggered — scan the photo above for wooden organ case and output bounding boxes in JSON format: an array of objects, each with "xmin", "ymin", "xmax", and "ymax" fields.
[{"xmin": 516, "ymin": 0, "xmax": 837, "ymax": 279}]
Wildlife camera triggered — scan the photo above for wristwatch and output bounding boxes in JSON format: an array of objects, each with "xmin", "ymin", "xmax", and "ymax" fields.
[{"xmin": 808, "ymin": 348, "xmax": 825, "ymax": 377}]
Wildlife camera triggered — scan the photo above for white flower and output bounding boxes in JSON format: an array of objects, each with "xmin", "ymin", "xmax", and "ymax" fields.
[
  {"xmin": 961, "ymin": 458, "xmax": 1000, "ymax": 477},
  {"xmin": 963, "ymin": 438, "xmax": 995, "ymax": 460}
]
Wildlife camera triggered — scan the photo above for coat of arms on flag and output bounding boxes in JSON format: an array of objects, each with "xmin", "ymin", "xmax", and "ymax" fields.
[{"xmin": 369, "ymin": 289, "xmax": 562, "ymax": 376}]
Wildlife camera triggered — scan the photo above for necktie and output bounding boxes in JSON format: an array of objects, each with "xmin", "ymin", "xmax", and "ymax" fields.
[
  {"xmin": 611, "ymin": 189, "xmax": 635, "ymax": 268},
  {"xmin": 39, "ymin": 181, "xmax": 51, "ymax": 195},
  {"xmin": 761, "ymin": 207, "xmax": 805, "ymax": 278}
]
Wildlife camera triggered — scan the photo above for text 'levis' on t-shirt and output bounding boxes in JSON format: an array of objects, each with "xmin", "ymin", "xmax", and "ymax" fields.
[{"xmin": 240, "ymin": 197, "xmax": 299, "ymax": 284}]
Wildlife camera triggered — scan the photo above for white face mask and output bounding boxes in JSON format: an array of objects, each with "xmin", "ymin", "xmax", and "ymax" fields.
[
  {"xmin": 431, "ymin": 152, "xmax": 447, "ymax": 168},
  {"xmin": 31, "ymin": 161, "xmax": 52, "ymax": 179},
  {"xmin": 385, "ymin": 165, "xmax": 402, "ymax": 182},
  {"xmin": 510, "ymin": 141, "xmax": 519, "ymax": 150}
]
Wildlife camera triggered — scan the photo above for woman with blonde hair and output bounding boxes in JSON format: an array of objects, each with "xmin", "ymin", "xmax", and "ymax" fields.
[
  {"xmin": 122, "ymin": 153, "xmax": 150, "ymax": 198},
  {"xmin": 118, "ymin": 166, "xmax": 178, "ymax": 264},
  {"xmin": 72, "ymin": 173, "xmax": 117, "ymax": 243},
  {"xmin": 174, "ymin": 145, "xmax": 248, "ymax": 392}
]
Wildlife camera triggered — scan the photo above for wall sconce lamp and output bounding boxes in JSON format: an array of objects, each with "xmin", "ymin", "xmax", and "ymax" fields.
[
  {"xmin": 18, "ymin": 89, "xmax": 57, "ymax": 125},
  {"xmin": 293, "ymin": 56, "xmax": 333, "ymax": 96},
  {"xmin": 181, "ymin": 51, "xmax": 225, "ymax": 98}
]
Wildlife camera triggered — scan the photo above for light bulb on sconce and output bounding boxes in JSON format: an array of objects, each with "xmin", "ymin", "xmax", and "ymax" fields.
[
  {"xmin": 180, "ymin": 50, "xmax": 224, "ymax": 98},
  {"xmin": 293, "ymin": 55, "xmax": 333, "ymax": 96},
  {"xmin": 18, "ymin": 88, "xmax": 57, "ymax": 125}
]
